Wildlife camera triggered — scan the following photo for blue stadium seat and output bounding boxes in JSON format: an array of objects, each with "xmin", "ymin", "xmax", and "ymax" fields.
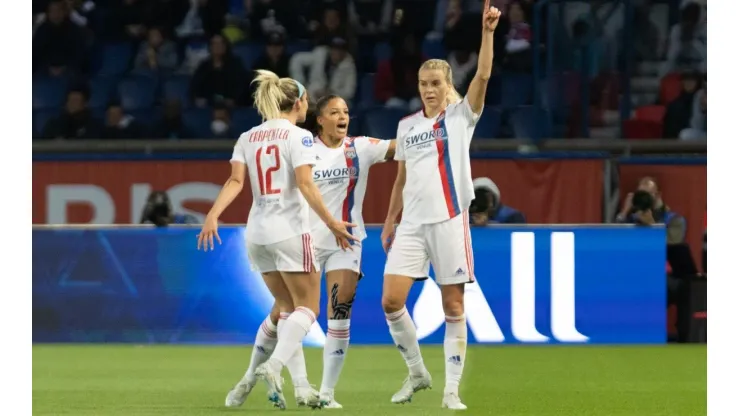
[
  {"xmin": 232, "ymin": 43, "xmax": 264, "ymax": 70},
  {"xmin": 88, "ymin": 76, "xmax": 117, "ymax": 109},
  {"xmin": 182, "ymin": 107, "xmax": 213, "ymax": 139},
  {"xmin": 33, "ymin": 109, "xmax": 59, "ymax": 138},
  {"xmin": 501, "ymin": 73, "xmax": 533, "ymax": 108},
  {"xmin": 231, "ymin": 107, "xmax": 262, "ymax": 134},
  {"xmin": 362, "ymin": 107, "xmax": 406, "ymax": 139},
  {"xmin": 511, "ymin": 106, "xmax": 552, "ymax": 140},
  {"xmin": 33, "ymin": 77, "xmax": 68, "ymax": 110},
  {"xmin": 422, "ymin": 38, "xmax": 446, "ymax": 59},
  {"xmin": 474, "ymin": 107, "xmax": 502, "ymax": 139},
  {"xmin": 98, "ymin": 43, "xmax": 133, "ymax": 76},
  {"xmin": 162, "ymin": 75, "xmax": 192, "ymax": 106},
  {"xmin": 118, "ymin": 75, "xmax": 158, "ymax": 111},
  {"xmin": 374, "ymin": 43, "xmax": 392, "ymax": 62},
  {"xmin": 357, "ymin": 73, "xmax": 375, "ymax": 107}
]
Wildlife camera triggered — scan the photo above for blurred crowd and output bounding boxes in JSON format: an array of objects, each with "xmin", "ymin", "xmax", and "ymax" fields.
[{"xmin": 32, "ymin": 0, "xmax": 706, "ymax": 140}]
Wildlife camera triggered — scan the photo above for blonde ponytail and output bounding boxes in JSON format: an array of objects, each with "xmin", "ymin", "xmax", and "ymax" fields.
[
  {"xmin": 419, "ymin": 59, "xmax": 463, "ymax": 104},
  {"xmin": 251, "ymin": 70, "xmax": 303, "ymax": 121}
]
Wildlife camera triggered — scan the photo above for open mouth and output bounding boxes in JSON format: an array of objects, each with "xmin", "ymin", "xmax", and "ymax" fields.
[{"xmin": 337, "ymin": 122, "xmax": 348, "ymax": 131}]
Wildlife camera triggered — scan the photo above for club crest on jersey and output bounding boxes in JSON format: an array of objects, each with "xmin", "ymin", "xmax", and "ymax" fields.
[
  {"xmin": 301, "ymin": 136, "xmax": 313, "ymax": 147},
  {"xmin": 344, "ymin": 147, "xmax": 357, "ymax": 159}
]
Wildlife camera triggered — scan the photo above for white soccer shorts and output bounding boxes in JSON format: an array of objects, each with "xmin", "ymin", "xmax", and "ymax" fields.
[
  {"xmin": 384, "ymin": 212, "xmax": 475, "ymax": 285},
  {"xmin": 315, "ymin": 241, "xmax": 363, "ymax": 275},
  {"xmin": 247, "ymin": 233, "xmax": 320, "ymax": 274}
]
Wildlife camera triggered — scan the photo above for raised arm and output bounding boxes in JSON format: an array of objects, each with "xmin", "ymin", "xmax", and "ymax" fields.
[{"xmin": 466, "ymin": 0, "xmax": 501, "ymax": 114}]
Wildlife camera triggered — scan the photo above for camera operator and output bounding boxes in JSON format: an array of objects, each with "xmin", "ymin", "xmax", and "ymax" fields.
[
  {"xmin": 470, "ymin": 177, "xmax": 526, "ymax": 225},
  {"xmin": 140, "ymin": 191, "xmax": 199, "ymax": 226},
  {"xmin": 616, "ymin": 177, "xmax": 686, "ymax": 244}
]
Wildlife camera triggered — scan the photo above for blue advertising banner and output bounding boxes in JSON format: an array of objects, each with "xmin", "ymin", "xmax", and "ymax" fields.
[{"xmin": 32, "ymin": 226, "xmax": 667, "ymax": 345}]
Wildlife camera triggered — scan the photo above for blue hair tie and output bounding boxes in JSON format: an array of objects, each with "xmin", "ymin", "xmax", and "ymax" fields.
[{"xmin": 294, "ymin": 80, "xmax": 306, "ymax": 98}]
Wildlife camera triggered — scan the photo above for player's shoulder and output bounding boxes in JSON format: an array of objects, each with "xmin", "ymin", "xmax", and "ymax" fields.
[
  {"xmin": 287, "ymin": 125, "xmax": 315, "ymax": 145},
  {"xmin": 398, "ymin": 110, "xmax": 424, "ymax": 128}
]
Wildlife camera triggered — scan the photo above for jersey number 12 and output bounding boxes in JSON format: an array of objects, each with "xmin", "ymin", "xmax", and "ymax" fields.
[{"xmin": 256, "ymin": 145, "xmax": 281, "ymax": 195}]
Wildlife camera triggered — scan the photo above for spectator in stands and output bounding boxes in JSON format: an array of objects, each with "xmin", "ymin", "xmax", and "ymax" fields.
[
  {"xmin": 142, "ymin": 0, "xmax": 189, "ymax": 36},
  {"xmin": 195, "ymin": 0, "xmax": 229, "ymax": 37},
  {"xmin": 348, "ymin": 0, "xmax": 393, "ymax": 37},
  {"xmin": 33, "ymin": 0, "xmax": 95, "ymax": 35},
  {"xmin": 663, "ymin": 0, "xmax": 706, "ymax": 76},
  {"xmin": 42, "ymin": 86, "xmax": 103, "ymax": 139},
  {"xmin": 210, "ymin": 105, "xmax": 233, "ymax": 139},
  {"xmin": 134, "ymin": 27, "xmax": 179, "ymax": 73},
  {"xmin": 101, "ymin": 102, "xmax": 143, "ymax": 139},
  {"xmin": 248, "ymin": 0, "xmax": 304, "ymax": 40},
  {"xmin": 152, "ymin": 99, "xmax": 193, "ymax": 139},
  {"xmin": 33, "ymin": 0, "xmax": 88, "ymax": 76},
  {"xmin": 312, "ymin": 6, "xmax": 356, "ymax": 53},
  {"xmin": 500, "ymin": 0, "xmax": 532, "ymax": 72},
  {"xmin": 190, "ymin": 34, "xmax": 246, "ymax": 108},
  {"xmin": 663, "ymin": 71, "xmax": 701, "ymax": 139},
  {"xmin": 109, "ymin": 0, "xmax": 148, "ymax": 41},
  {"xmin": 616, "ymin": 177, "xmax": 687, "ymax": 244},
  {"xmin": 470, "ymin": 177, "xmax": 526, "ymax": 225},
  {"xmin": 679, "ymin": 84, "xmax": 706, "ymax": 141},
  {"xmin": 253, "ymin": 32, "xmax": 291, "ymax": 78},
  {"xmin": 443, "ymin": 0, "xmax": 479, "ymax": 92},
  {"xmin": 307, "ymin": 37, "xmax": 357, "ymax": 102},
  {"xmin": 374, "ymin": 33, "xmax": 424, "ymax": 112}
]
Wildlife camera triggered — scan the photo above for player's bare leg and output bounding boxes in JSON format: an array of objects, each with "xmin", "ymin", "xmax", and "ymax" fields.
[
  {"xmin": 319, "ymin": 269, "xmax": 360, "ymax": 408},
  {"xmin": 382, "ymin": 274, "xmax": 432, "ymax": 404},
  {"xmin": 255, "ymin": 270, "xmax": 322, "ymax": 409},
  {"xmin": 440, "ymin": 283, "xmax": 467, "ymax": 410},
  {"xmin": 225, "ymin": 277, "xmax": 285, "ymax": 407}
]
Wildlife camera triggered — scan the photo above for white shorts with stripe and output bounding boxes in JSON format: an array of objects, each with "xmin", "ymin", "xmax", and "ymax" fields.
[
  {"xmin": 384, "ymin": 212, "xmax": 475, "ymax": 285},
  {"xmin": 247, "ymin": 233, "xmax": 320, "ymax": 274}
]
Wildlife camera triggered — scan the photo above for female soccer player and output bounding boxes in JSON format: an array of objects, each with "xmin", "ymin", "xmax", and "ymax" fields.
[
  {"xmin": 197, "ymin": 70, "xmax": 356, "ymax": 410},
  {"xmin": 379, "ymin": 1, "xmax": 501, "ymax": 410},
  {"xmin": 303, "ymin": 95, "xmax": 396, "ymax": 408}
]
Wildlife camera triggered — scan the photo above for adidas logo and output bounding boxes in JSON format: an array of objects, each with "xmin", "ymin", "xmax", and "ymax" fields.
[
  {"xmin": 396, "ymin": 344, "xmax": 407, "ymax": 353},
  {"xmin": 447, "ymin": 355, "xmax": 462, "ymax": 366},
  {"xmin": 256, "ymin": 346, "xmax": 267, "ymax": 354},
  {"xmin": 455, "ymin": 268, "xmax": 465, "ymax": 276},
  {"xmin": 331, "ymin": 349, "xmax": 345, "ymax": 356}
]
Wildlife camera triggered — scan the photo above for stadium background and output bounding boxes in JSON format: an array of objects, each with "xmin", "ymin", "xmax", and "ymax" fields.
[{"xmin": 32, "ymin": 0, "xmax": 707, "ymax": 414}]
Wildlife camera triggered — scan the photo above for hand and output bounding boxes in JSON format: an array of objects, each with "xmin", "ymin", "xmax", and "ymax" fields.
[
  {"xmin": 636, "ymin": 210, "xmax": 655, "ymax": 225},
  {"xmin": 621, "ymin": 192, "xmax": 634, "ymax": 215},
  {"xmin": 482, "ymin": 0, "xmax": 501, "ymax": 32},
  {"xmin": 328, "ymin": 219, "xmax": 358, "ymax": 250},
  {"xmin": 197, "ymin": 215, "xmax": 221, "ymax": 251},
  {"xmin": 381, "ymin": 222, "xmax": 396, "ymax": 253}
]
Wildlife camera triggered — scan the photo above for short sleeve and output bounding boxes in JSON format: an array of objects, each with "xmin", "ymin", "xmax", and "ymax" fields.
[
  {"xmin": 288, "ymin": 128, "xmax": 317, "ymax": 169},
  {"xmin": 394, "ymin": 125, "xmax": 406, "ymax": 161},
  {"xmin": 458, "ymin": 96, "xmax": 482, "ymax": 126},
  {"xmin": 230, "ymin": 134, "xmax": 248, "ymax": 164},
  {"xmin": 356, "ymin": 136, "xmax": 391, "ymax": 165}
]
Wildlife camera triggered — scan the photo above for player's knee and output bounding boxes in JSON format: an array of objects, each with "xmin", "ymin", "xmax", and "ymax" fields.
[
  {"xmin": 442, "ymin": 298, "xmax": 464, "ymax": 317},
  {"xmin": 269, "ymin": 303, "xmax": 282, "ymax": 324},
  {"xmin": 382, "ymin": 294, "xmax": 405, "ymax": 314}
]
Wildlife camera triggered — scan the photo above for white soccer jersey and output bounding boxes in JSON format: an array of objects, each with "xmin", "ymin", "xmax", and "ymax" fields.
[
  {"xmin": 395, "ymin": 97, "xmax": 481, "ymax": 224},
  {"xmin": 309, "ymin": 136, "xmax": 391, "ymax": 249},
  {"xmin": 231, "ymin": 119, "xmax": 317, "ymax": 245}
]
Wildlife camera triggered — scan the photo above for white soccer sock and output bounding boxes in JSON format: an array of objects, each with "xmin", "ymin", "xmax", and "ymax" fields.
[
  {"xmin": 244, "ymin": 316, "xmax": 278, "ymax": 384},
  {"xmin": 385, "ymin": 306, "xmax": 427, "ymax": 377},
  {"xmin": 269, "ymin": 308, "xmax": 315, "ymax": 381},
  {"xmin": 320, "ymin": 319, "xmax": 350, "ymax": 393},
  {"xmin": 443, "ymin": 315, "xmax": 467, "ymax": 394}
]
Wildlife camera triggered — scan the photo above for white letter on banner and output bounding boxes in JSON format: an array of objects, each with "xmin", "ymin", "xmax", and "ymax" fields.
[
  {"xmin": 47, "ymin": 185, "xmax": 115, "ymax": 224},
  {"xmin": 167, "ymin": 182, "xmax": 222, "ymax": 224},
  {"xmin": 511, "ymin": 232, "xmax": 548, "ymax": 342},
  {"xmin": 550, "ymin": 232, "xmax": 589, "ymax": 342},
  {"xmin": 413, "ymin": 274, "xmax": 504, "ymax": 343}
]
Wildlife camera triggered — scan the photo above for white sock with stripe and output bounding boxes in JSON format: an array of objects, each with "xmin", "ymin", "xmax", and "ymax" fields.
[
  {"xmin": 385, "ymin": 306, "xmax": 427, "ymax": 377},
  {"xmin": 273, "ymin": 310, "xmax": 312, "ymax": 387},
  {"xmin": 244, "ymin": 315, "xmax": 278, "ymax": 384},
  {"xmin": 443, "ymin": 315, "xmax": 467, "ymax": 395},
  {"xmin": 320, "ymin": 319, "xmax": 350, "ymax": 394}
]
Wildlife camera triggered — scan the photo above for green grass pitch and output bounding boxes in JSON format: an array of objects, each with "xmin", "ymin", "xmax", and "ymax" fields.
[{"xmin": 33, "ymin": 345, "xmax": 706, "ymax": 415}]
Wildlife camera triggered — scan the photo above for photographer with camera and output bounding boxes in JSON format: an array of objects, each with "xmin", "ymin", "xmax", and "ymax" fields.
[
  {"xmin": 469, "ymin": 177, "xmax": 526, "ymax": 225},
  {"xmin": 616, "ymin": 177, "xmax": 686, "ymax": 244},
  {"xmin": 139, "ymin": 191, "xmax": 199, "ymax": 227}
]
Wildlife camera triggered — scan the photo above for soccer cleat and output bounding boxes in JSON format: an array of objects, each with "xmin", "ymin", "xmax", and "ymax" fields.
[
  {"xmin": 295, "ymin": 385, "xmax": 322, "ymax": 409},
  {"xmin": 390, "ymin": 371, "xmax": 432, "ymax": 404},
  {"xmin": 224, "ymin": 379, "xmax": 255, "ymax": 407},
  {"xmin": 319, "ymin": 390, "xmax": 343, "ymax": 409},
  {"xmin": 442, "ymin": 392, "xmax": 468, "ymax": 410},
  {"xmin": 255, "ymin": 362, "xmax": 286, "ymax": 410}
]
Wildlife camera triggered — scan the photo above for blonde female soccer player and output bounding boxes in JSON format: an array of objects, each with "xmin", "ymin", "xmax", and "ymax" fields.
[
  {"xmin": 197, "ymin": 70, "xmax": 356, "ymax": 410},
  {"xmin": 379, "ymin": 1, "xmax": 501, "ymax": 410}
]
